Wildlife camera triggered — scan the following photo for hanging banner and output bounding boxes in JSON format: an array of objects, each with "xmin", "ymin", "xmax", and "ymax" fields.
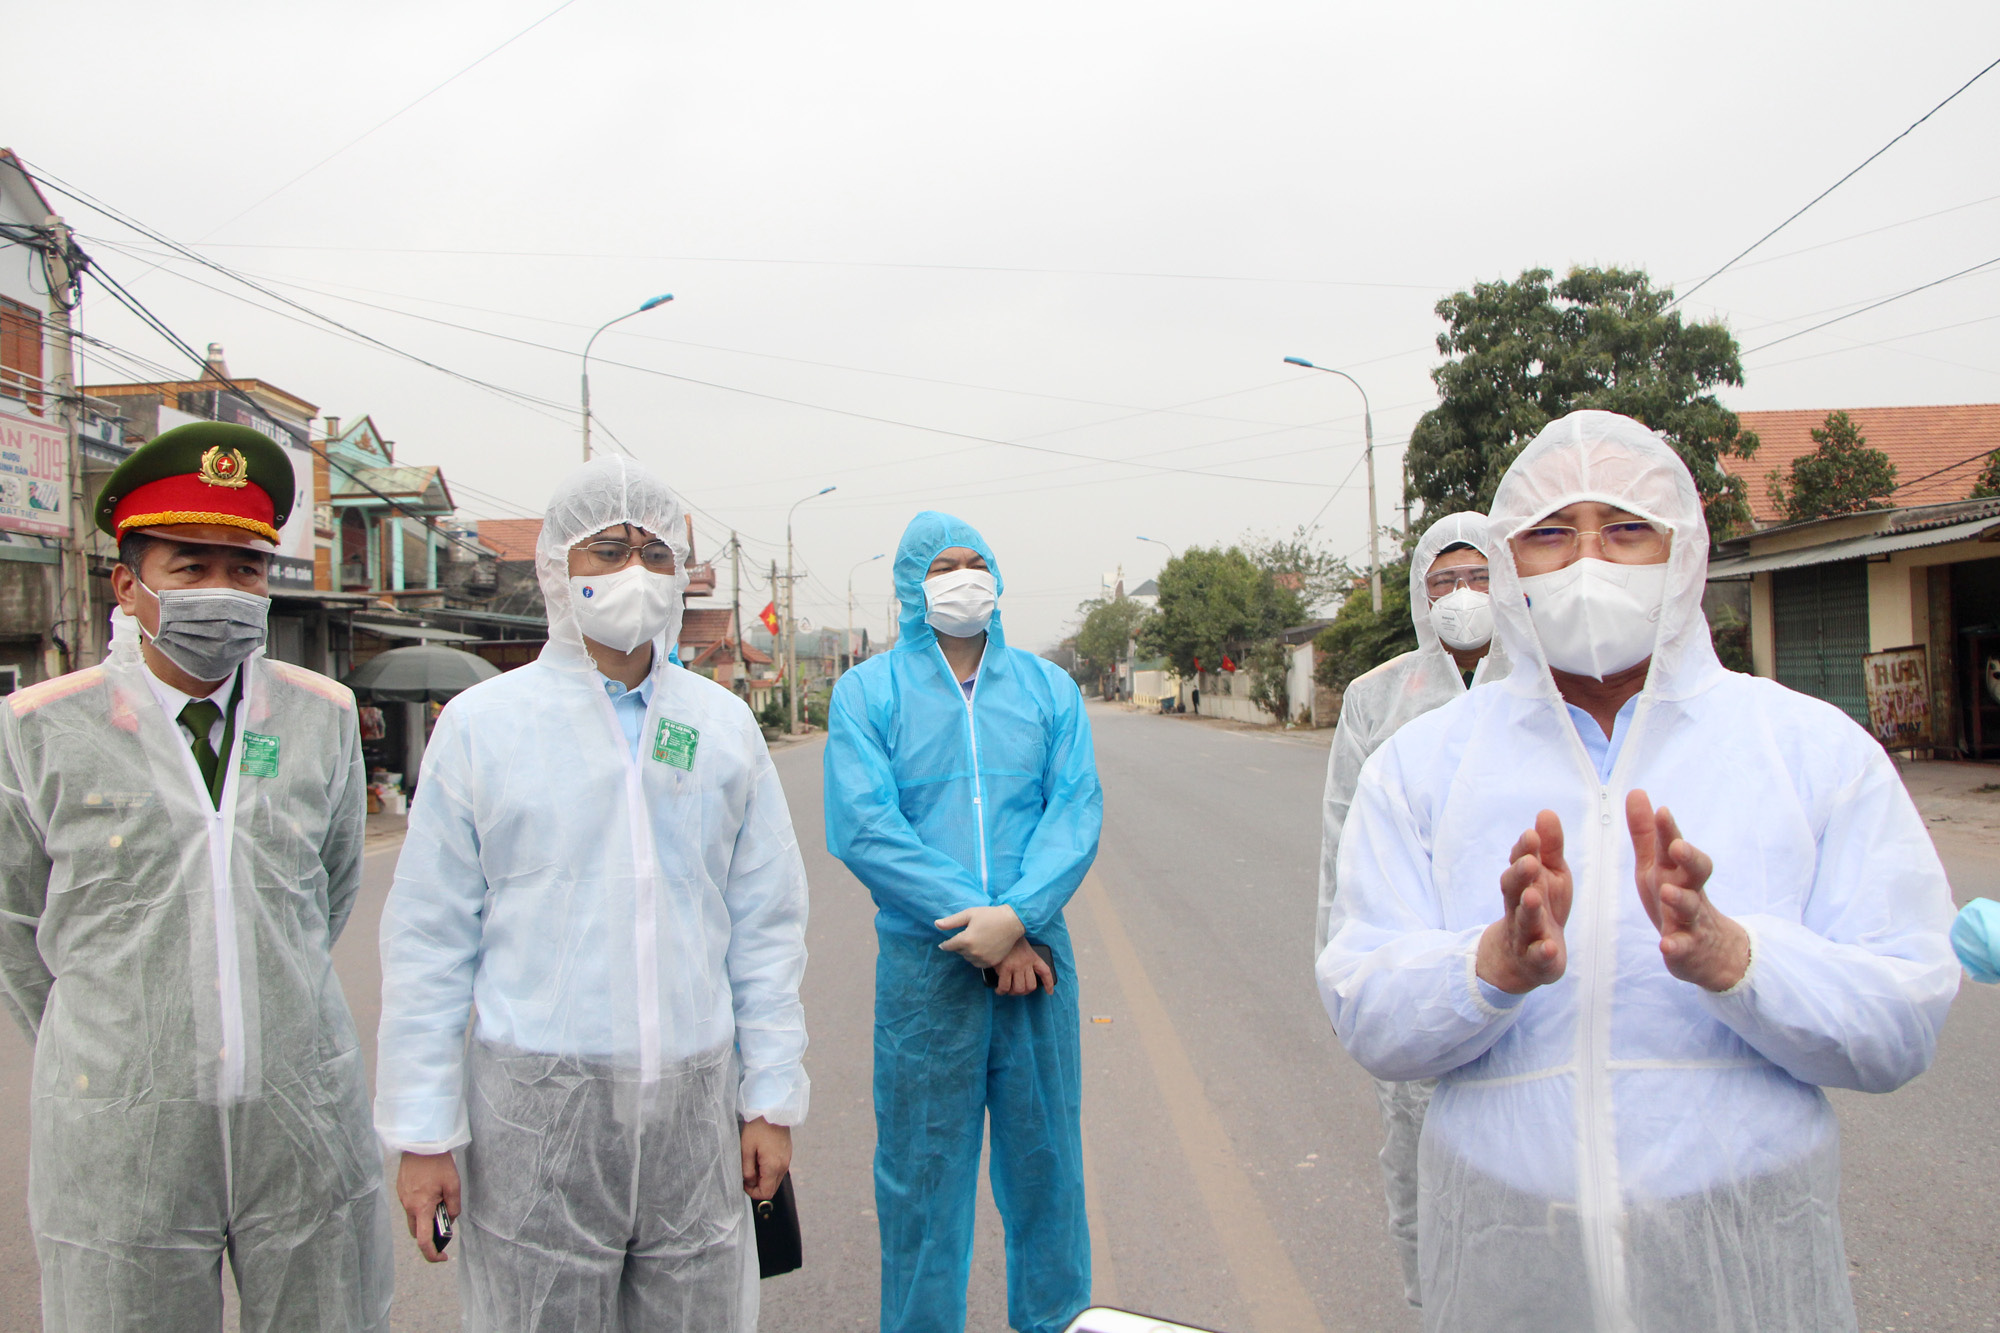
[
  {"xmin": 0, "ymin": 407, "xmax": 67, "ymax": 537},
  {"xmin": 1862, "ymin": 644, "xmax": 1932, "ymax": 749}
]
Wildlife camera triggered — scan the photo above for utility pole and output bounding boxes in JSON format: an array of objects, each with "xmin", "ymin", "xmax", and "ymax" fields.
[
  {"xmin": 46, "ymin": 215, "xmax": 86, "ymax": 674},
  {"xmin": 729, "ymin": 532, "xmax": 744, "ymax": 692},
  {"xmin": 1400, "ymin": 455, "xmax": 1412, "ymax": 537}
]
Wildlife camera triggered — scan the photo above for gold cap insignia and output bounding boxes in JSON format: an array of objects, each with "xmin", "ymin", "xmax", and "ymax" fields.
[{"xmin": 198, "ymin": 445, "xmax": 250, "ymax": 489}]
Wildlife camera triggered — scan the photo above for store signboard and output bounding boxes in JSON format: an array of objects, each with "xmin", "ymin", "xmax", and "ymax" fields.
[
  {"xmin": 1862, "ymin": 645, "xmax": 1931, "ymax": 748},
  {"xmin": 0, "ymin": 406, "xmax": 66, "ymax": 536}
]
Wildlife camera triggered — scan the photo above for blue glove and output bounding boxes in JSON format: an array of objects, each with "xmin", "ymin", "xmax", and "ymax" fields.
[{"xmin": 1950, "ymin": 898, "xmax": 2000, "ymax": 984}]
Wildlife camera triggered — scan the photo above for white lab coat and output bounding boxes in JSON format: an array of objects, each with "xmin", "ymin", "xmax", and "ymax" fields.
[{"xmin": 1318, "ymin": 411, "xmax": 1959, "ymax": 1331}]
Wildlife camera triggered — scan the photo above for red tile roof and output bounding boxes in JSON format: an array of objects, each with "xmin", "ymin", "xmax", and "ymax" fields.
[
  {"xmin": 474, "ymin": 518, "xmax": 543, "ymax": 561},
  {"xmin": 1725, "ymin": 405, "xmax": 2000, "ymax": 525}
]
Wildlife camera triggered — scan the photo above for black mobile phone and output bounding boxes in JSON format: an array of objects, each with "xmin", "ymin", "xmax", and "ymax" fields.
[
  {"xmin": 432, "ymin": 1201, "xmax": 454, "ymax": 1253},
  {"xmin": 983, "ymin": 940, "xmax": 1056, "ymax": 990}
]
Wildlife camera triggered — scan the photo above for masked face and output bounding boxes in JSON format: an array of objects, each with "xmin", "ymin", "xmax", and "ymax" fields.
[
  {"xmin": 137, "ymin": 580, "xmax": 271, "ymax": 682},
  {"xmin": 569, "ymin": 563, "xmax": 683, "ymax": 654},
  {"xmin": 1520, "ymin": 558, "xmax": 1668, "ymax": 679},
  {"xmin": 924, "ymin": 567, "xmax": 998, "ymax": 639},
  {"xmin": 1430, "ymin": 587, "xmax": 1493, "ymax": 652}
]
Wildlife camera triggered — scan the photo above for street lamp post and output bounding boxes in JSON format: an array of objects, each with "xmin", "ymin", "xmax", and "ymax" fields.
[
  {"xmin": 581, "ymin": 294, "xmax": 673, "ymax": 461},
  {"xmin": 844, "ymin": 553, "xmax": 885, "ymax": 681},
  {"xmin": 787, "ymin": 486, "xmax": 836, "ymax": 733},
  {"xmin": 1135, "ymin": 534, "xmax": 1177, "ymax": 562},
  {"xmin": 1284, "ymin": 356, "xmax": 1380, "ymax": 613}
]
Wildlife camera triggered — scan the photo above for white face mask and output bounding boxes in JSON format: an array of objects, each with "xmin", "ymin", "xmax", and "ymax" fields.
[
  {"xmin": 1429, "ymin": 588, "xmax": 1493, "ymax": 652},
  {"xmin": 1520, "ymin": 558, "xmax": 1668, "ymax": 679},
  {"xmin": 924, "ymin": 567, "xmax": 997, "ymax": 639},
  {"xmin": 569, "ymin": 563, "xmax": 682, "ymax": 655}
]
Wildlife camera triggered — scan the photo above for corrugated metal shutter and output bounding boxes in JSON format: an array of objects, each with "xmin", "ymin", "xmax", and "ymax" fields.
[{"xmin": 1773, "ymin": 559, "xmax": 1870, "ymax": 724}]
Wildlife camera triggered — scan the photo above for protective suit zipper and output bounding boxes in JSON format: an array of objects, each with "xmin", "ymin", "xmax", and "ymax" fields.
[{"xmin": 952, "ymin": 649, "xmax": 990, "ymax": 894}]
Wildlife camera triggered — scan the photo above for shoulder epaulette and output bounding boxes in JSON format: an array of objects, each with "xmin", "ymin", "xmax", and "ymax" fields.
[
  {"xmin": 7, "ymin": 666, "xmax": 106, "ymax": 718},
  {"xmin": 263, "ymin": 659, "xmax": 356, "ymax": 711}
]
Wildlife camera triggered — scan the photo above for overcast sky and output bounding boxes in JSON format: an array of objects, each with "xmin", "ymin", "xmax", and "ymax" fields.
[{"xmin": 11, "ymin": 0, "xmax": 2000, "ymax": 647}]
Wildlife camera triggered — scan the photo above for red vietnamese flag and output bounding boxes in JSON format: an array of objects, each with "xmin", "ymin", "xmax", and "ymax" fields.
[
  {"xmin": 759, "ymin": 602, "xmax": 780, "ymax": 635},
  {"xmin": 1221, "ymin": 654, "xmax": 1237, "ymax": 672}
]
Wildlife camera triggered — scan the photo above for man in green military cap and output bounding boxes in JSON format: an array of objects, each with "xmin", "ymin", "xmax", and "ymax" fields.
[{"xmin": 0, "ymin": 420, "xmax": 394, "ymax": 1330}]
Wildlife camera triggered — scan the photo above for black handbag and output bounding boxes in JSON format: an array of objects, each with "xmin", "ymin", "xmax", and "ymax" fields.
[{"xmin": 754, "ymin": 1174, "xmax": 802, "ymax": 1277}]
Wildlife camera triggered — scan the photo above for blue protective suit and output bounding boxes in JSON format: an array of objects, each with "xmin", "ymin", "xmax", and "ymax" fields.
[{"xmin": 825, "ymin": 512, "xmax": 1102, "ymax": 1333}]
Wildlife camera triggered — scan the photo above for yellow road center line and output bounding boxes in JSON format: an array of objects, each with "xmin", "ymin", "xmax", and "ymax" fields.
[
  {"xmin": 1079, "ymin": 1115, "xmax": 1121, "ymax": 1308},
  {"xmin": 1078, "ymin": 873, "xmax": 1328, "ymax": 1333}
]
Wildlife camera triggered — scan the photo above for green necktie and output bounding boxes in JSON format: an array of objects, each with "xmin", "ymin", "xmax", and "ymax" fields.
[{"xmin": 180, "ymin": 699, "xmax": 224, "ymax": 805}]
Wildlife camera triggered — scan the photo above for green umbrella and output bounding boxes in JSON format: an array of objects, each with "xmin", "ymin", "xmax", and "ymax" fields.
[{"xmin": 343, "ymin": 644, "xmax": 500, "ymax": 703}]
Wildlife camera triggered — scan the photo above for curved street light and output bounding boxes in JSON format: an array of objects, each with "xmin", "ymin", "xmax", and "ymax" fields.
[
  {"xmin": 786, "ymin": 486, "xmax": 836, "ymax": 733},
  {"xmin": 1285, "ymin": 355, "xmax": 1381, "ymax": 612},
  {"xmin": 843, "ymin": 553, "xmax": 886, "ymax": 681},
  {"xmin": 1135, "ymin": 534, "xmax": 1177, "ymax": 562},
  {"xmin": 581, "ymin": 294, "xmax": 673, "ymax": 461}
]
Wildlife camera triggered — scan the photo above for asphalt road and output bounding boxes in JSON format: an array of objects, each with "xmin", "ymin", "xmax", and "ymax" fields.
[{"xmin": 0, "ymin": 701, "xmax": 1995, "ymax": 1331}]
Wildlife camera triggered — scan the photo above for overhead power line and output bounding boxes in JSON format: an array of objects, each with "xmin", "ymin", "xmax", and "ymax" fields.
[
  {"xmin": 199, "ymin": 0, "xmax": 585, "ymax": 241},
  {"xmin": 1670, "ymin": 53, "xmax": 2000, "ymax": 309},
  {"xmin": 1740, "ymin": 252, "xmax": 2000, "ymax": 354}
]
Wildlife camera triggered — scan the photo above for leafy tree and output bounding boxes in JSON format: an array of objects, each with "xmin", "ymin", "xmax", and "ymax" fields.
[
  {"xmin": 1766, "ymin": 410, "xmax": 1897, "ymax": 523},
  {"xmin": 1314, "ymin": 556, "xmax": 1417, "ymax": 692},
  {"xmin": 1137, "ymin": 545, "xmax": 1306, "ymax": 677},
  {"xmin": 1243, "ymin": 638, "xmax": 1295, "ymax": 724},
  {"xmin": 1968, "ymin": 449, "xmax": 2000, "ymax": 499},
  {"xmin": 1241, "ymin": 526, "xmax": 1353, "ymax": 614},
  {"xmin": 1405, "ymin": 266, "xmax": 1761, "ymax": 537},
  {"xmin": 1074, "ymin": 597, "xmax": 1154, "ymax": 680}
]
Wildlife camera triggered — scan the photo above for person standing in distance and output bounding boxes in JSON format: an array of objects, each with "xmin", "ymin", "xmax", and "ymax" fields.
[
  {"xmin": 377, "ymin": 457, "xmax": 808, "ymax": 1332},
  {"xmin": 1313, "ymin": 511, "xmax": 1506, "ymax": 1309},
  {"xmin": 0, "ymin": 421, "xmax": 393, "ymax": 1331},
  {"xmin": 824, "ymin": 512, "xmax": 1102, "ymax": 1333}
]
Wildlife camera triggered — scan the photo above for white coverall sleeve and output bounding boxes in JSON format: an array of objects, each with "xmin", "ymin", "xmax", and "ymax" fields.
[
  {"xmin": 1700, "ymin": 751, "xmax": 1959, "ymax": 1094},
  {"xmin": 1318, "ymin": 739, "xmax": 1524, "ymax": 1083},
  {"xmin": 0, "ymin": 720, "xmax": 53, "ymax": 1041},
  {"xmin": 374, "ymin": 712, "xmax": 484, "ymax": 1155},
  {"xmin": 1314, "ymin": 692, "xmax": 1375, "ymax": 959},
  {"xmin": 724, "ymin": 732, "xmax": 811, "ymax": 1127},
  {"xmin": 321, "ymin": 707, "xmax": 368, "ymax": 946}
]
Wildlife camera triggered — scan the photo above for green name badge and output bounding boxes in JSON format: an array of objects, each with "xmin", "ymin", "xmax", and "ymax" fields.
[
  {"xmin": 239, "ymin": 731, "xmax": 280, "ymax": 779},
  {"xmin": 652, "ymin": 719, "xmax": 699, "ymax": 771}
]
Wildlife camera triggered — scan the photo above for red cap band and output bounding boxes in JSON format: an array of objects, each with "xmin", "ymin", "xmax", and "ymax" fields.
[{"xmin": 113, "ymin": 473, "xmax": 280, "ymax": 545}]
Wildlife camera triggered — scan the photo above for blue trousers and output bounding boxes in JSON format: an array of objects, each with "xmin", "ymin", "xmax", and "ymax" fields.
[{"xmin": 873, "ymin": 927, "xmax": 1089, "ymax": 1333}]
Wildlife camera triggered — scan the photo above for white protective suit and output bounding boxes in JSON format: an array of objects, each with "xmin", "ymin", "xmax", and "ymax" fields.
[
  {"xmin": 375, "ymin": 457, "xmax": 810, "ymax": 1332},
  {"xmin": 1317, "ymin": 411, "xmax": 1960, "ymax": 1332},
  {"xmin": 1314, "ymin": 510, "xmax": 1506, "ymax": 1309},
  {"xmin": 0, "ymin": 641, "xmax": 393, "ymax": 1331}
]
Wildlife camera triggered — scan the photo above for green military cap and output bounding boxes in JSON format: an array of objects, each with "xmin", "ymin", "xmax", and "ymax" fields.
[{"xmin": 97, "ymin": 420, "xmax": 297, "ymax": 549}]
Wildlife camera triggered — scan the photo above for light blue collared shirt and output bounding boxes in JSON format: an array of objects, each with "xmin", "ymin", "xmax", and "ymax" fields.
[
  {"xmin": 1566, "ymin": 694, "xmax": 1641, "ymax": 783},
  {"xmin": 602, "ymin": 674, "xmax": 654, "ymax": 760}
]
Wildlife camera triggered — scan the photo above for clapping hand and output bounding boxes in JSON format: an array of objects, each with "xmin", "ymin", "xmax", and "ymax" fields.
[
  {"xmin": 1478, "ymin": 810, "xmax": 1573, "ymax": 994},
  {"xmin": 1627, "ymin": 791, "xmax": 1749, "ymax": 992}
]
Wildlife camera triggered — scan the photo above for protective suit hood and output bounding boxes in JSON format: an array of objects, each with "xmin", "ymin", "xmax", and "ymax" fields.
[
  {"xmin": 1487, "ymin": 410, "xmax": 1722, "ymax": 702},
  {"xmin": 893, "ymin": 511, "xmax": 1006, "ymax": 654},
  {"xmin": 1408, "ymin": 510, "xmax": 1508, "ymax": 672},
  {"xmin": 534, "ymin": 456, "xmax": 692, "ymax": 675}
]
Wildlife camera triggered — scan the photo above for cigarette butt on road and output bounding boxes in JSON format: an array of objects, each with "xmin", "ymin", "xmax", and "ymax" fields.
[{"xmin": 1090, "ymin": 1015, "xmax": 1114, "ymax": 1024}]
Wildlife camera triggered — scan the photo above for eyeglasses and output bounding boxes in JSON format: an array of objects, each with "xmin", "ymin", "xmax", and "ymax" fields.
[
  {"xmin": 576, "ymin": 539, "xmax": 677, "ymax": 573},
  {"xmin": 1424, "ymin": 567, "xmax": 1490, "ymax": 599},
  {"xmin": 1513, "ymin": 521, "xmax": 1668, "ymax": 568}
]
